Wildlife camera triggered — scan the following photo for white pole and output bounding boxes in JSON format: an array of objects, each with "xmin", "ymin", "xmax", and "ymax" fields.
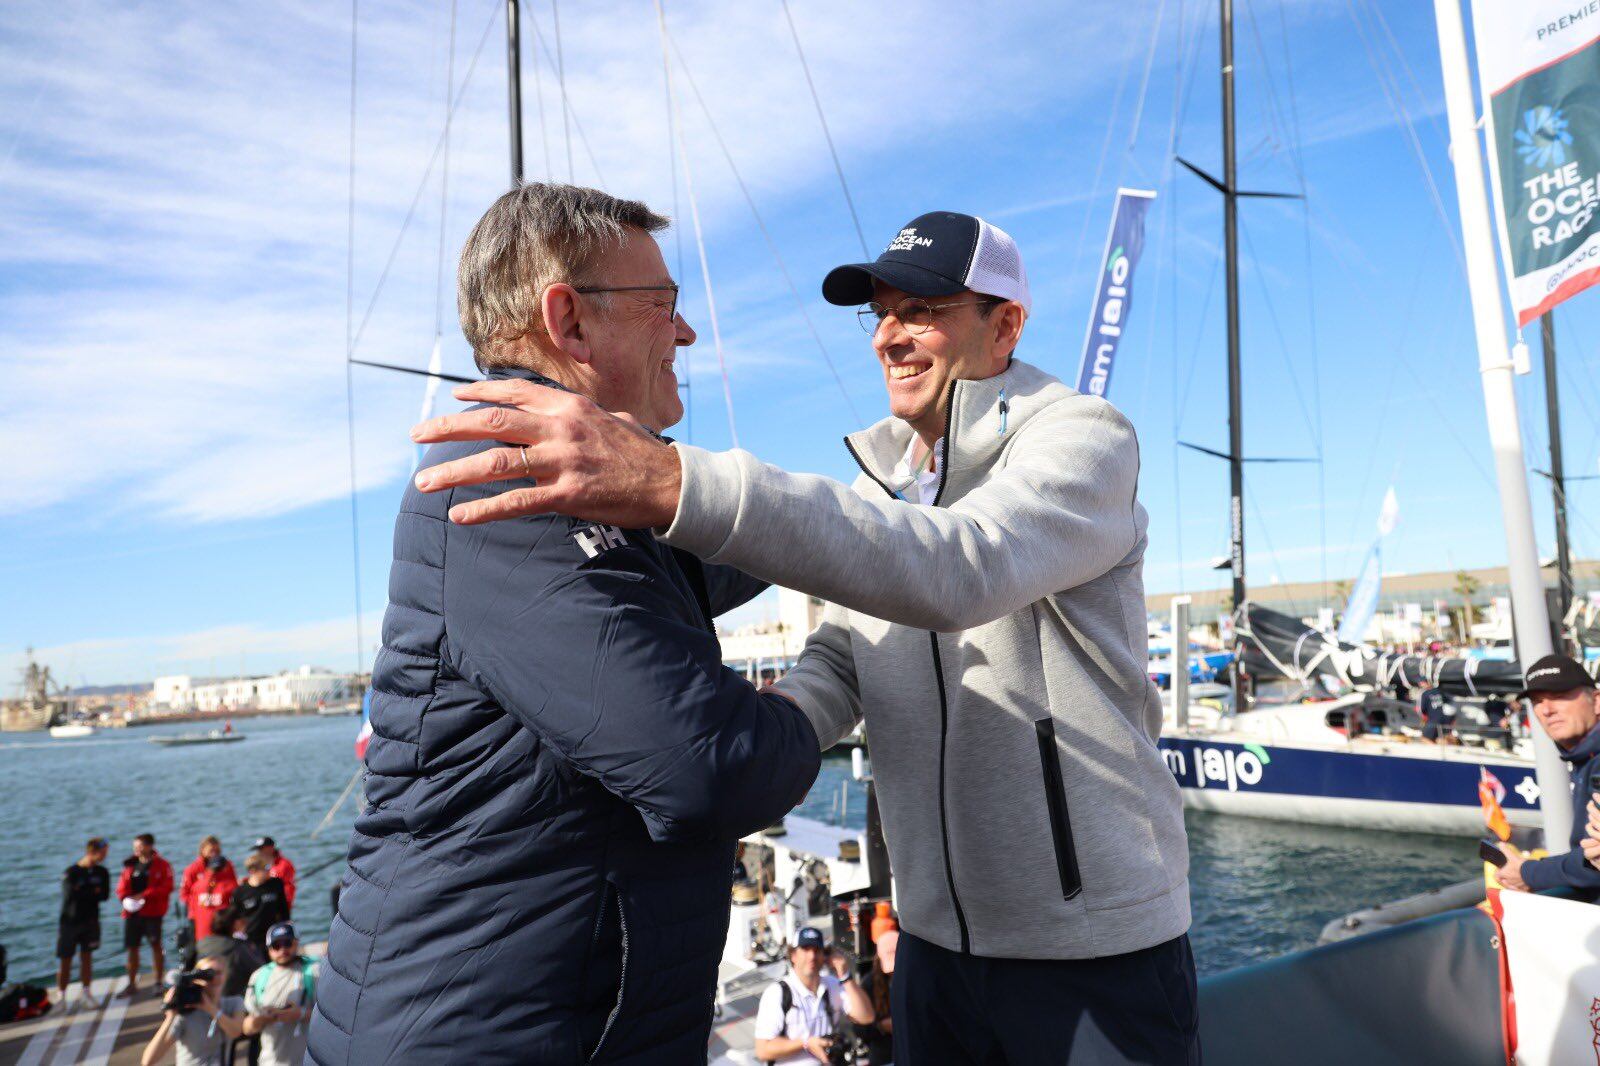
[
  {"xmin": 1433, "ymin": 0, "xmax": 1572, "ymax": 849},
  {"xmin": 1172, "ymin": 596, "xmax": 1191, "ymax": 731}
]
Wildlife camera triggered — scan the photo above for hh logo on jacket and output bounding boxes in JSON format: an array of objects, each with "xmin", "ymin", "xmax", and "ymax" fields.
[{"xmin": 572, "ymin": 524, "xmax": 627, "ymax": 559}]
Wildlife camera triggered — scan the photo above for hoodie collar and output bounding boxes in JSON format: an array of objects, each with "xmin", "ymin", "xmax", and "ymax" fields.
[{"xmin": 844, "ymin": 358, "xmax": 1055, "ymax": 502}]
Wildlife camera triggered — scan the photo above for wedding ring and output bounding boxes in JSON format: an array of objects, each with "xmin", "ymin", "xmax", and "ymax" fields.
[{"xmin": 520, "ymin": 446, "xmax": 534, "ymax": 478}]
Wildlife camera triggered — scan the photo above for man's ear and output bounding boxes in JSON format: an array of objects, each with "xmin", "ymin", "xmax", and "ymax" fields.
[
  {"xmin": 541, "ymin": 283, "xmax": 593, "ymax": 366},
  {"xmin": 991, "ymin": 301, "xmax": 1025, "ymax": 364}
]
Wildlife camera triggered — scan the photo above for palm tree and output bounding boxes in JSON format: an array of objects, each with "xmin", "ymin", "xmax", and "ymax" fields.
[{"xmin": 1454, "ymin": 570, "xmax": 1482, "ymax": 636}]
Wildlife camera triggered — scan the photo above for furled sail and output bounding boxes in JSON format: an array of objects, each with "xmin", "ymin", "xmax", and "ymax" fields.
[{"xmin": 1238, "ymin": 603, "xmax": 1526, "ymax": 697}]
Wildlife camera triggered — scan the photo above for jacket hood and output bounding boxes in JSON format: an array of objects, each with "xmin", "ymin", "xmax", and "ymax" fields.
[{"xmin": 844, "ymin": 358, "xmax": 1071, "ymax": 500}]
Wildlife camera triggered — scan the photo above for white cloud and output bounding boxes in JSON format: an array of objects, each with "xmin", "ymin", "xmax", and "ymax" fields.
[
  {"xmin": 0, "ymin": 610, "xmax": 386, "ymax": 685},
  {"xmin": 0, "ymin": 0, "xmax": 1187, "ymax": 525}
]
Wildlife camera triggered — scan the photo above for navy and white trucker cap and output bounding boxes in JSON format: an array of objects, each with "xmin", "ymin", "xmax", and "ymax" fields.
[{"xmin": 822, "ymin": 211, "xmax": 1031, "ymax": 314}]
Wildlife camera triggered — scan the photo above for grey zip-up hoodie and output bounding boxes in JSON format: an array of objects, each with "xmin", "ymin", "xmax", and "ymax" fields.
[{"xmin": 661, "ymin": 358, "xmax": 1189, "ymax": 961}]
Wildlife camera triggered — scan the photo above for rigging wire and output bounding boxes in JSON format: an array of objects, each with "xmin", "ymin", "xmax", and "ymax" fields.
[
  {"xmin": 552, "ymin": 0, "xmax": 573, "ymax": 180},
  {"xmin": 434, "ymin": 0, "xmax": 459, "ymax": 340},
  {"xmin": 348, "ymin": 0, "xmax": 501, "ymax": 358},
  {"xmin": 1064, "ymin": 42, "xmax": 1136, "ymax": 296},
  {"xmin": 1236, "ymin": 219, "xmax": 1315, "ymax": 435},
  {"xmin": 527, "ymin": 19, "xmax": 608, "ymax": 188},
  {"xmin": 1275, "ymin": 0, "xmax": 1326, "ymax": 606},
  {"xmin": 528, "ymin": 4, "xmax": 552, "ymax": 176},
  {"xmin": 663, "ymin": 25, "xmax": 864, "ymax": 429},
  {"xmin": 779, "ymin": 0, "xmax": 870, "ymax": 259},
  {"xmin": 656, "ymin": 0, "xmax": 737, "ymax": 448},
  {"xmin": 1341, "ymin": 0, "xmax": 1467, "ymax": 277},
  {"xmin": 1168, "ymin": 0, "xmax": 1192, "ymax": 593},
  {"xmin": 344, "ymin": 0, "xmax": 365, "ymax": 676},
  {"xmin": 1124, "ymin": 0, "xmax": 1170, "ymax": 157},
  {"xmin": 658, "ymin": 0, "xmax": 690, "ymax": 445}
]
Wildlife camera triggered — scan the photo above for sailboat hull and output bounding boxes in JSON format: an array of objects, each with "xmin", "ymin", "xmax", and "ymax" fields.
[{"xmin": 1158, "ymin": 735, "xmax": 1544, "ymax": 837}]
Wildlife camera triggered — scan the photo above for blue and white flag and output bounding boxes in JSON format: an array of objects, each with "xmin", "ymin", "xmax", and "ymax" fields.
[
  {"xmin": 1337, "ymin": 487, "xmax": 1400, "ymax": 644},
  {"xmin": 1075, "ymin": 188, "xmax": 1155, "ymax": 398}
]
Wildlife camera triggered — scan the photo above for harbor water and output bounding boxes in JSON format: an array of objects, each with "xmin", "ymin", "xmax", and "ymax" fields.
[{"xmin": 0, "ymin": 714, "xmax": 1479, "ymax": 985}]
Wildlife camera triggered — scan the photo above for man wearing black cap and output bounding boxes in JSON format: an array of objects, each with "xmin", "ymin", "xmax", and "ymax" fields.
[
  {"xmin": 1496, "ymin": 653, "xmax": 1600, "ymax": 894},
  {"xmin": 242, "ymin": 922, "xmax": 317, "ymax": 1066},
  {"xmin": 411, "ymin": 210, "xmax": 1196, "ymax": 1064}
]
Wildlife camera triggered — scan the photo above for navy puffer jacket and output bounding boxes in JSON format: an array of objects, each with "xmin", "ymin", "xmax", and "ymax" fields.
[{"xmin": 308, "ymin": 371, "xmax": 821, "ymax": 1065}]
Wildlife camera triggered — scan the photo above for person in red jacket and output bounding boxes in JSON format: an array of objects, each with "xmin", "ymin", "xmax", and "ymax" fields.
[
  {"xmin": 252, "ymin": 836, "xmax": 296, "ymax": 909},
  {"xmin": 179, "ymin": 837, "xmax": 223, "ymax": 920},
  {"xmin": 116, "ymin": 833, "xmax": 173, "ymax": 998},
  {"xmin": 188, "ymin": 851, "xmax": 238, "ymax": 943}
]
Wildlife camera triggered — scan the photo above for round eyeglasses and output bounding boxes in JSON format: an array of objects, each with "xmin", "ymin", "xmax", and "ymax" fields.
[{"xmin": 856, "ymin": 296, "xmax": 1000, "ymax": 335}]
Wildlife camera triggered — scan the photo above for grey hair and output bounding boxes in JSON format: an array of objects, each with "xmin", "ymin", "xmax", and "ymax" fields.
[{"xmin": 458, "ymin": 182, "xmax": 669, "ymax": 370}]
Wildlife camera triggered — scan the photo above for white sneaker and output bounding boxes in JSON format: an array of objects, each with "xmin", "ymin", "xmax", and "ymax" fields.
[{"xmin": 79, "ymin": 988, "xmax": 100, "ymax": 1011}]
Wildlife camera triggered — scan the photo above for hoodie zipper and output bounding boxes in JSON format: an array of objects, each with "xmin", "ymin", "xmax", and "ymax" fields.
[{"xmin": 842, "ymin": 377, "xmax": 973, "ymax": 955}]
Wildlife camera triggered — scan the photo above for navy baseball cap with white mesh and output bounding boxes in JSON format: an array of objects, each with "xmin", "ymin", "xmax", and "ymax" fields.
[{"xmin": 822, "ymin": 211, "xmax": 1031, "ymax": 314}]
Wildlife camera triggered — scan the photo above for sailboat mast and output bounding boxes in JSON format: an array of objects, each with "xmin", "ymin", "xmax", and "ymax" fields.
[
  {"xmin": 1543, "ymin": 312, "xmax": 1573, "ymax": 631},
  {"xmin": 506, "ymin": 0, "xmax": 524, "ymax": 186},
  {"xmin": 1220, "ymin": 0, "xmax": 1247, "ymax": 712},
  {"xmin": 1433, "ymin": 0, "xmax": 1571, "ymax": 848}
]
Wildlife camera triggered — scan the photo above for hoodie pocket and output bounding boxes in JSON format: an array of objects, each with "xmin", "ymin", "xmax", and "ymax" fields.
[
  {"xmin": 584, "ymin": 882, "xmax": 631, "ymax": 1062},
  {"xmin": 1035, "ymin": 718, "xmax": 1084, "ymax": 901}
]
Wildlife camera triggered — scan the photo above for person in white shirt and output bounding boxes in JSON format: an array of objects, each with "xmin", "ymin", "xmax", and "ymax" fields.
[{"xmin": 754, "ymin": 927, "xmax": 875, "ymax": 1065}]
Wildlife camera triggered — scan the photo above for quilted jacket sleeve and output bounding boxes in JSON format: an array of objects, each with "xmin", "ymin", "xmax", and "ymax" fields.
[{"xmin": 445, "ymin": 513, "xmax": 821, "ymax": 844}]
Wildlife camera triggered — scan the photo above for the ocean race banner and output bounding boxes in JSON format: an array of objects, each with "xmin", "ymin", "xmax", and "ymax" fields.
[
  {"xmin": 1472, "ymin": 2, "xmax": 1600, "ymax": 325},
  {"xmin": 1075, "ymin": 188, "xmax": 1155, "ymax": 397}
]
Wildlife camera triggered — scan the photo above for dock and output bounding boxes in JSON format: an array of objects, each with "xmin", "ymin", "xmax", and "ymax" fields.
[{"xmin": 0, "ymin": 947, "xmax": 324, "ymax": 1066}]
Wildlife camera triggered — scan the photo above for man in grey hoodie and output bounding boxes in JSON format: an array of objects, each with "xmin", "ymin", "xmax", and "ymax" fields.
[{"xmin": 412, "ymin": 211, "xmax": 1197, "ymax": 1065}]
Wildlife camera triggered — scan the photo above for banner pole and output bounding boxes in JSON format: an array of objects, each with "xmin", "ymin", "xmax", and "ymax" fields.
[{"xmin": 1434, "ymin": 0, "xmax": 1572, "ymax": 849}]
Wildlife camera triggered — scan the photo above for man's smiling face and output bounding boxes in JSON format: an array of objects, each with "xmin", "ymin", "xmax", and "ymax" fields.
[
  {"xmin": 584, "ymin": 227, "xmax": 694, "ymax": 433},
  {"xmin": 867, "ymin": 280, "xmax": 1011, "ymax": 437}
]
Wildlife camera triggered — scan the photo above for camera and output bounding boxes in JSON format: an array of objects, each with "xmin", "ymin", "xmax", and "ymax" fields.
[
  {"xmin": 827, "ymin": 1030, "xmax": 867, "ymax": 1066},
  {"xmin": 164, "ymin": 968, "xmax": 214, "ymax": 1013}
]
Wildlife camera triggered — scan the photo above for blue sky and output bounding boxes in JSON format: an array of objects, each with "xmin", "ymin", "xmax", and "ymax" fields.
[{"xmin": 4, "ymin": 0, "xmax": 1596, "ymax": 685}]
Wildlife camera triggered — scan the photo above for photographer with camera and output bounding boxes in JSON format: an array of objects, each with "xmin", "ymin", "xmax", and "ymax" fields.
[
  {"xmin": 117, "ymin": 833, "xmax": 173, "ymax": 999},
  {"xmin": 241, "ymin": 923, "xmax": 317, "ymax": 1066},
  {"xmin": 754, "ymin": 927, "xmax": 875, "ymax": 1065},
  {"xmin": 140, "ymin": 955, "xmax": 246, "ymax": 1066}
]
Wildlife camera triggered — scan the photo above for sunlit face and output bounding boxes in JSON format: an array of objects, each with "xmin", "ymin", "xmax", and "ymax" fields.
[
  {"xmin": 1530, "ymin": 687, "xmax": 1600, "ymax": 747},
  {"xmin": 866, "ymin": 282, "xmax": 1013, "ymax": 435},
  {"xmin": 200, "ymin": 842, "xmax": 218, "ymax": 861},
  {"xmin": 789, "ymin": 944, "xmax": 825, "ymax": 983},
  {"xmin": 582, "ymin": 228, "xmax": 694, "ymax": 433},
  {"xmin": 133, "ymin": 839, "xmax": 152, "ymax": 861}
]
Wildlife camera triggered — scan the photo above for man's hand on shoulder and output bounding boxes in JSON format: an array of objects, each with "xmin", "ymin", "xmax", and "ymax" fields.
[{"xmin": 411, "ymin": 378, "xmax": 682, "ymax": 529}]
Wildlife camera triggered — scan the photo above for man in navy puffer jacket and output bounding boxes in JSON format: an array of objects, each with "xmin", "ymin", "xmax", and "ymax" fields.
[{"xmin": 306, "ymin": 183, "xmax": 821, "ymax": 1065}]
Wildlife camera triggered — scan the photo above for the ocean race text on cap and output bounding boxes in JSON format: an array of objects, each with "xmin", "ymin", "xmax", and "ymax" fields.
[{"xmin": 886, "ymin": 227, "xmax": 934, "ymax": 253}]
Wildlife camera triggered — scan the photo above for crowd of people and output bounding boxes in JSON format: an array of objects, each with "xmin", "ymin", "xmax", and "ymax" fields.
[{"xmin": 46, "ymin": 831, "xmax": 316, "ymax": 1066}]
